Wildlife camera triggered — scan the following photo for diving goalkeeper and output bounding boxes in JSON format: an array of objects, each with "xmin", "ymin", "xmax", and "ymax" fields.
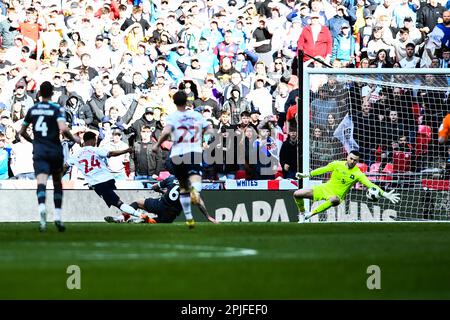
[{"xmin": 294, "ymin": 150, "xmax": 400, "ymax": 222}]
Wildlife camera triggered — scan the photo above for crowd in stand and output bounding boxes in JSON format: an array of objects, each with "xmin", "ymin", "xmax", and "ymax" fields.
[{"xmin": 0, "ymin": 0, "xmax": 449, "ymax": 182}]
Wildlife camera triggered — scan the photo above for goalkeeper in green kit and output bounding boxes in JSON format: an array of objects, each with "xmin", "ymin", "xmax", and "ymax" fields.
[{"xmin": 293, "ymin": 150, "xmax": 400, "ymax": 222}]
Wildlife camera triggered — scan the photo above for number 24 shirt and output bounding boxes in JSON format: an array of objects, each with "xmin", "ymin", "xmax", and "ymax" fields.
[{"xmin": 67, "ymin": 147, "xmax": 113, "ymax": 186}]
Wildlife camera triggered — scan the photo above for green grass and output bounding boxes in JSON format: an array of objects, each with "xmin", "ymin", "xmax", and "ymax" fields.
[{"xmin": 1, "ymin": 222, "xmax": 450, "ymax": 299}]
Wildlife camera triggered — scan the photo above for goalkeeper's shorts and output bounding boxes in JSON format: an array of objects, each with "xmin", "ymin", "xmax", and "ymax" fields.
[{"xmin": 312, "ymin": 184, "xmax": 344, "ymax": 202}]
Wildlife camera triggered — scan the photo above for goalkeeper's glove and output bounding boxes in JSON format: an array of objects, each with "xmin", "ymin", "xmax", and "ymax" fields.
[
  {"xmin": 295, "ymin": 172, "xmax": 310, "ymax": 179},
  {"xmin": 382, "ymin": 189, "xmax": 400, "ymax": 204}
]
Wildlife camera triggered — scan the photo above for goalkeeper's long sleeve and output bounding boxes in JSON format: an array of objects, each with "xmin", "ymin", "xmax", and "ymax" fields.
[
  {"xmin": 310, "ymin": 162, "xmax": 336, "ymax": 177},
  {"xmin": 357, "ymin": 172, "xmax": 384, "ymax": 196}
]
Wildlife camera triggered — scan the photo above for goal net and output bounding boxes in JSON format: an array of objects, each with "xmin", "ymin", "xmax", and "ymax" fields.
[{"xmin": 302, "ymin": 68, "xmax": 450, "ymax": 222}]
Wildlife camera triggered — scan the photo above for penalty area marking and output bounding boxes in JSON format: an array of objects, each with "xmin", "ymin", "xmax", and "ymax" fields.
[{"xmin": 0, "ymin": 241, "xmax": 258, "ymax": 261}]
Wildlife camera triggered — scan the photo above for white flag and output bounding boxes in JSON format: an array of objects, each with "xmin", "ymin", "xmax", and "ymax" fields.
[{"xmin": 333, "ymin": 113, "xmax": 359, "ymax": 153}]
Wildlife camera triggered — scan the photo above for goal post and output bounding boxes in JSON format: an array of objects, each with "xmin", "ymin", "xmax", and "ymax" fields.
[{"xmin": 300, "ymin": 67, "xmax": 450, "ymax": 222}]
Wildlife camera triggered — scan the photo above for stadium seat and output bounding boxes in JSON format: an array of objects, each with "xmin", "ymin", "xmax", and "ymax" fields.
[
  {"xmin": 235, "ymin": 170, "xmax": 247, "ymax": 180},
  {"xmin": 369, "ymin": 162, "xmax": 393, "ymax": 181},
  {"xmin": 415, "ymin": 125, "xmax": 432, "ymax": 155},
  {"xmin": 357, "ymin": 162, "xmax": 368, "ymax": 173},
  {"xmin": 393, "ymin": 151, "xmax": 412, "ymax": 173},
  {"xmin": 411, "ymin": 103, "xmax": 421, "ymax": 122},
  {"xmin": 157, "ymin": 171, "xmax": 171, "ymax": 181}
]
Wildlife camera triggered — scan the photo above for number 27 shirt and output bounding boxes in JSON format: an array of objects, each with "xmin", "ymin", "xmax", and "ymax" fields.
[{"xmin": 66, "ymin": 146, "xmax": 113, "ymax": 186}]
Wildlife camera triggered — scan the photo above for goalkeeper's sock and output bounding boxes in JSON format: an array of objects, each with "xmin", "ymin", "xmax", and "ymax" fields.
[
  {"xmin": 312, "ymin": 200, "xmax": 333, "ymax": 215},
  {"xmin": 293, "ymin": 196, "xmax": 305, "ymax": 213}
]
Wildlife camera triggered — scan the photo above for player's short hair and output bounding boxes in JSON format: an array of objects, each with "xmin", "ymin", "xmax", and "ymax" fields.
[
  {"xmin": 349, "ymin": 150, "xmax": 361, "ymax": 157},
  {"xmin": 39, "ymin": 81, "xmax": 54, "ymax": 99},
  {"xmin": 173, "ymin": 91, "xmax": 188, "ymax": 107},
  {"xmin": 83, "ymin": 131, "xmax": 97, "ymax": 142}
]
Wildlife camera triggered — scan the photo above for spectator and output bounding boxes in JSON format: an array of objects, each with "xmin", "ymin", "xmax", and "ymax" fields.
[
  {"xmin": 193, "ymin": 86, "xmax": 220, "ymax": 119},
  {"xmin": 391, "ymin": 0, "xmax": 417, "ymax": 28},
  {"xmin": 373, "ymin": 48, "xmax": 393, "ymax": 68},
  {"xmin": 99, "ymin": 128, "xmax": 129, "ymax": 180},
  {"xmin": 128, "ymin": 106, "xmax": 157, "ymax": 143},
  {"xmin": 399, "ymin": 42, "xmax": 422, "ymax": 68},
  {"xmin": 87, "ymin": 81, "xmax": 109, "ymax": 130},
  {"xmin": 0, "ymin": 7, "xmax": 19, "ymax": 49},
  {"xmin": 120, "ymin": 6, "xmax": 151, "ymax": 34},
  {"xmin": 279, "ymin": 128, "xmax": 297, "ymax": 179},
  {"xmin": 129, "ymin": 125, "xmax": 162, "ymax": 180},
  {"xmin": 327, "ymin": 5, "xmax": 352, "ymax": 39},
  {"xmin": 417, "ymin": 0, "xmax": 446, "ymax": 35},
  {"xmin": 439, "ymin": 46, "xmax": 450, "ymax": 67},
  {"xmin": 427, "ymin": 10, "xmax": 450, "ymax": 52},
  {"xmin": 222, "ymin": 86, "xmax": 250, "ymax": 126},
  {"xmin": 10, "ymin": 127, "xmax": 34, "ymax": 180},
  {"xmin": 366, "ymin": 25, "xmax": 395, "ymax": 61},
  {"xmin": 9, "ymin": 79, "xmax": 34, "ymax": 112},
  {"xmin": 331, "ymin": 22, "xmax": 356, "ymax": 66},
  {"xmin": 0, "ymin": 131, "xmax": 11, "ymax": 179},
  {"xmin": 213, "ymin": 29, "xmax": 239, "ymax": 64},
  {"xmin": 251, "ymin": 17, "xmax": 273, "ymax": 66},
  {"xmin": 401, "ymin": 16, "xmax": 422, "ymax": 45},
  {"xmin": 297, "ymin": 12, "xmax": 333, "ymax": 63}
]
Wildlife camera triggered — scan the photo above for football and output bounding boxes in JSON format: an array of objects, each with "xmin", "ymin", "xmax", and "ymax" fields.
[{"xmin": 366, "ymin": 187, "xmax": 380, "ymax": 202}]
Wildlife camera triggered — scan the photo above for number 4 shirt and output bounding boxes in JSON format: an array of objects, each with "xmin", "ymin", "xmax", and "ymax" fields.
[
  {"xmin": 166, "ymin": 110, "xmax": 210, "ymax": 158},
  {"xmin": 66, "ymin": 146, "xmax": 113, "ymax": 186}
]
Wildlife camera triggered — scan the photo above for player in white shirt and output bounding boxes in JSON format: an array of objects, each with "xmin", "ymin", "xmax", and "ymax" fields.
[
  {"xmin": 152, "ymin": 91, "xmax": 211, "ymax": 229},
  {"xmin": 66, "ymin": 131, "xmax": 140, "ymax": 221}
]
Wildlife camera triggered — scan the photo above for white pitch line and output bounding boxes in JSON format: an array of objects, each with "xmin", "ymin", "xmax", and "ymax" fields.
[{"xmin": 0, "ymin": 241, "xmax": 258, "ymax": 261}]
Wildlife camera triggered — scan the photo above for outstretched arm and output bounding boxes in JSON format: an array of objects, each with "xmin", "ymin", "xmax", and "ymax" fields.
[
  {"xmin": 357, "ymin": 172, "xmax": 400, "ymax": 204},
  {"xmin": 296, "ymin": 161, "xmax": 336, "ymax": 179},
  {"xmin": 152, "ymin": 125, "xmax": 173, "ymax": 153},
  {"xmin": 108, "ymin": 147, "xmax": 133, "ymax": 158}
]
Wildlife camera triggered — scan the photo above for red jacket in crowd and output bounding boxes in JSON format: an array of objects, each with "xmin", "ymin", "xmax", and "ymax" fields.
[{"xmin": 297, "ymin": 25, "xmax": 333, "ymax": 62}]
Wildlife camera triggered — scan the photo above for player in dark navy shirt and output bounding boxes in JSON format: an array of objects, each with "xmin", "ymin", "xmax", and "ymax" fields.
[
  {"xmin": 105, "ymin": 175, "xmax": 217, "ymax": 224},
  {"xmin": 19, "ymin": 81, "xmax": 80, "ymax": 232}
]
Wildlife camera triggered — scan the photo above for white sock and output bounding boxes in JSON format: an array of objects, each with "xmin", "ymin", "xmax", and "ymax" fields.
[
  {"xmin": 180, "ymin": 194, "xmax": 193, "ymax": 220},
  {"xmin": 120, "ymin": 204, "xmax": 139, "ymax": 217},
  {"xmin": 54, "ymin": 208, "xmax": 62, "ymax": 221},
  {"xmin": 38, "ymin": 203, "xmax": 46, "ymax": 214}
]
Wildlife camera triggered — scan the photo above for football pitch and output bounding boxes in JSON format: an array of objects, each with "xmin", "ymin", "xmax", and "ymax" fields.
[{"xmin": 1, "ymin": 222, "xmax": 450, "ymax": 299}]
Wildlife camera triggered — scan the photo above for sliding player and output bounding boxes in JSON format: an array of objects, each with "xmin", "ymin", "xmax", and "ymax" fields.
[
  {"xmin": 293, "ymin": 150, "xmax": 400, "ymax": 222},
  {"xmin": 66, "ymin": 131, "xmax": 140, "ymax": 219},
  {"xmin": 152, "ymin": 91, "xmax": 211, "ymax": 229},
  {"xmin": 104, "ymin": 175, "xmax": 218, "ymax": 224}
]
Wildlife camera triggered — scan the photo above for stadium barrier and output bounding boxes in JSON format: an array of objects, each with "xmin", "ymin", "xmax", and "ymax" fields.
[{"xmin": 0, "ymin": 179, "xmax": 448, "ymax": 222}]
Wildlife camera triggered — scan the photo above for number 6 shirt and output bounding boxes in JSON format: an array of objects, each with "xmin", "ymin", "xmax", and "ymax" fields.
[
  {"xmin": 66, "ymin": 146, "xmax": 113, "ymax": 186},
  {"xmin": 166, "ymin": 110, "xmax": 210, "ymax": 158}
]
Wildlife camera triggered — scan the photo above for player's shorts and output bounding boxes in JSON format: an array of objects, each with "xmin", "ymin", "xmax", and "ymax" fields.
[
  {"xmin": 170, "ymin": 152, "xmax": 203, "ymax": 182},
  {"xmin": 312, "ymin": 183, "xmax": 343, "ymax": 202},
  {"xmin": 92, "ymin": 179, "xmax": 121, "ymax": 208},
  {"xmin": 143, "ymin": 198, "xmax": 179, "ymax": 223},
  {"xmin": 33, "ymin": 152, "xmax": 64, "ymax": 175}
]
